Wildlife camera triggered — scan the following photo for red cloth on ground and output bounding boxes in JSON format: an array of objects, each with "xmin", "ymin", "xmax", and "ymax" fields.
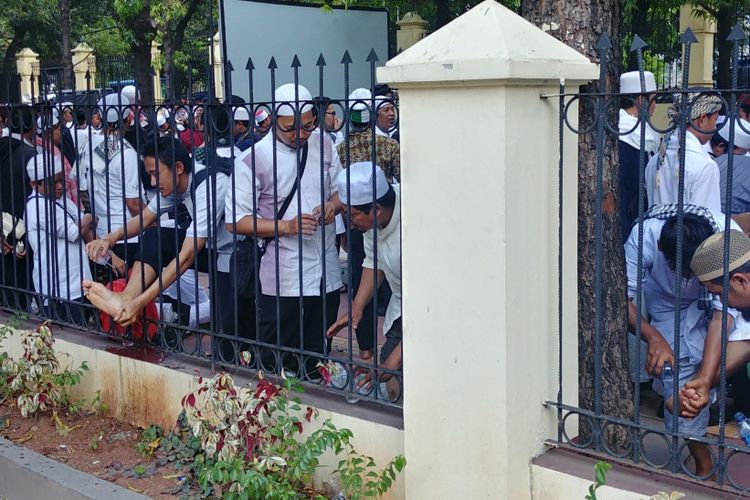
[{"xmin": 99, "ymin": 277, "xmax": 159, "ymax": 341}]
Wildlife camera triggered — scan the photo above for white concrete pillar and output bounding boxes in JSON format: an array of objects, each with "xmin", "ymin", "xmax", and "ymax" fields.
[
  {"xmin": 15, "ymin": 48, "xmax": 39, "ymax": 101},
  {"xmin": 396, "ymin": 13, "xmax": 428, "ymax": 53},
  {"xmin": 679, "ymin": 4, "xmax": 716, "ymax": 87},
  {"xmin": 151, "ymin": 41, "xmax": 163, "ymax": 103},
  {"xmin": 211, "ymin": 33, "xmax": 223, "ymax": 101},
  {"xmin": 71, "ymin": 43, "xmax": 95, "ymax": 91},
  {"xmin": 377, "ymin": 1, "xmax": 597, "ymax": 498}
]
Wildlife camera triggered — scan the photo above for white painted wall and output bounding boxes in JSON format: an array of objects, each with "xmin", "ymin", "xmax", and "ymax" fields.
[{"xmin": 378, "ymin": 1, "xmax": 594, "ymax": 498}]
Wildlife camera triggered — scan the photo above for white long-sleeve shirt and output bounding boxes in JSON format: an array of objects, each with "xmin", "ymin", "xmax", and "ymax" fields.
[
  {"xmin": 25, "ymin": 193, "xmax": 92, "ymax": 304},
  {"xmin": 363, "ymin": 184, "xmax": 401, "ymax": 333},
  {"xmin": 646, "ymin": 131, "xmax": 722, "ymax": 212},
  {"xmin": 624, "ymin": 211, "xmax": 747, "ymax": 366}
]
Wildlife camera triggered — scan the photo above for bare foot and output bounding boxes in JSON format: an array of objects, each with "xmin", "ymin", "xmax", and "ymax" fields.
[
  {"xmin": 359, "ymin": 349, "xmax": 373, "ymax": 361},
  {"xmin": 82, "ymin": 279, "xmax": 95, "ymax": 295},
  {"xmin": 85, "ymin": 281, "xmax": 126, "ymax": 319}
]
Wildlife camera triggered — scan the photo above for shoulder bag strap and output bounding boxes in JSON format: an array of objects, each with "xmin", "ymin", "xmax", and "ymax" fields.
[{"xmin": 262, "ymin": 142, "xmax": 309, "ymax": 251}]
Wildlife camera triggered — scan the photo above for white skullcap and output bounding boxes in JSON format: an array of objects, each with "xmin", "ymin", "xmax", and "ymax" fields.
[
  {"xmin": 98, "ymin": 93, "xmax": 132, "ymax": 123},
  {"xmin": 156, "ymin": 108, "xmax": 170, "ymax": 127},
  {"xmin": 620, "ymin": 71, "xmax": 657, "ymax": 94},
  {"xmin": 349, "ymin": 88, "xmax": 371, "ymax": 124},
  {"xmin": 349, "ymin": 88, "xmax": 371, "ymax": 110},
  {"xmin": 233, "ymin": 105, "xmax": 250, "ymax": 122},
  {"xmin": 273, "ymin": 83, "xmax": 313, "ymax": 116},
  {"xmin": 719, "ymin": 118, "xmax": 750, "ymax": 149},
  {"xmin": 36, "ymin": 107, "xmax": 59, "ymax": 132},
  {"xmin": 120, "ymin": 85, "xmax": 137, "ymax": 103},
  {"xmin": 255, "ymin": 107, "xmax": 270, "ymax": 125},
  {"xmin": 337, "ymin": 162, "xmax": 389, "ymax": 206},
  {"xmin": 26, "ymin": 153, "xmax": 63, "ymax": 182}
]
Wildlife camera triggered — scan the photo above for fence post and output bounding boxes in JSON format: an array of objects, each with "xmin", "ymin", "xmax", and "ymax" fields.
[
  {"xmin": 15, "ymin": 48, "xmax": 39, "ymax": 101},
  {"xmin": 377, "ymin": 1, "xmax": 597, "ymax": 498},
  {"xmin": 211, "ymin": 33, "xmax": 224, "ymax": 101},
  {"xmin": 151, "ymin": 41, "xmax": 163, "ymax": 103},
  {"xmin": 679, "ymin": 4, "xmax": 716, "ymax": 87},
  {"xmin": 71, "ymin": 43, "xmax": 95, "ymax": 92},
  {"xmin": 396, "ymin": 13, "xmax": 428, "ymax": 53}
]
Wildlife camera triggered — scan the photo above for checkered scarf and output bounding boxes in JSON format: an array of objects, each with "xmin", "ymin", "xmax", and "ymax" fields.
[
  {"xmin": 655, "ymin": 92, "xmax": 723, "ymax": 169},
  {"xmin": 666, "ymin": 91, "xmax": 723, "ymax": 127},
  {"xmin": 637, "ymin": 203, "xmax": 718, "ymax": 316}
]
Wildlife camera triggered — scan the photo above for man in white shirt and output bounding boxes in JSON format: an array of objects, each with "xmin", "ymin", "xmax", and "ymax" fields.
[
  {"xmin": 25, "ymin": 153, "xmax": 93, "ymax": 326},
  {"xmin": 679, "ymin": 230, "xmax": 750, "ymax": 423},
  {"xmin": 625, "ymin": 205, "xmax": 744, "ymax": 476},
  {"xmin": 328, "ymin": 162, "xmax": 402, "ymax": 399},
  {"xmin": 82, "ymin": 137, "xmax": 234, "ymax": 338},
  {"xmin": 618, "ymin": 70, "xmax": 660, "ymax": 241},
  {"xmin": 645, "ymin": 91, "xmax": 723, "ymax": 212},
  {"xmin": 226, "ymin": 83, "xmax": 343, "ymax": 379},
  {"xmin": 374, "ymin": 85, "xmax": 398, "ymax": 140},
  {"xmin": 73, "ymin": 106, "xmax": 101, "ymax": 212},
  {"xmin": 88, "ymin": 93, "xmax": 144, "ymax": 267}
]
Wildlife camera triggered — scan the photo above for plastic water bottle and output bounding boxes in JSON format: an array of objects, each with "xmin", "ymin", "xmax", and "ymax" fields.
[
  {"xmin": 95, "ymin": 250, "xmax": 112, "ymax": 266},
  {"xmin": 734, "ymin": 412, "xmax": 750, "ymax": 447}
]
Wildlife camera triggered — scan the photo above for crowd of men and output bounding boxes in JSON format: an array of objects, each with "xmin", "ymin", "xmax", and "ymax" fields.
[
  {"xmin": 0, "ymin": 81, "xmax": 402, "ymax": 400},
  {"xmin": 619, "ymin": 70, "xmax": 750, "ymax": 476}
]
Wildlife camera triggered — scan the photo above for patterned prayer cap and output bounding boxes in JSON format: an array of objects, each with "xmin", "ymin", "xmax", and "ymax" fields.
[
  {"xmin": 666, "ymin": 90, "xmax": 723, "ymax": 127},
  {"xmin": 691, "ymin": 229, "xmax": 750, "ymax": 282}
]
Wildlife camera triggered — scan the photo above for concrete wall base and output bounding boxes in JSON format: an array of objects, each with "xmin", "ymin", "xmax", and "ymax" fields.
[{"xmin": 0, "ymin": 313, "xmax": 405, "ymax": 499}]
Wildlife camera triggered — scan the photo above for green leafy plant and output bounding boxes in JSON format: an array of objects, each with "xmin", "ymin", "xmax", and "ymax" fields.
[
  {"xmin": 585, "ymin": 461, "xmax": 612, "ymax": 500},
  {"xmin": 91, "ymin": 389, "xmax": 109, "ymax": 416},
  {"xmin": 90, "ymin": 431, "xmax": 105, "ymax": 450},
  {"xmin": 4, "ymin": 322, "xmax": 89, "ymax": 435},
  {"xmin": 137, "ymin": 424, "xmax": 164, "ymax": 458},
  {"xmin": 172, "ymin": 371, "xmax": 406, "ymax": 499},
  {"xmin": 0, "ymin": 313, "xmax": 25, "ymax": 403}
]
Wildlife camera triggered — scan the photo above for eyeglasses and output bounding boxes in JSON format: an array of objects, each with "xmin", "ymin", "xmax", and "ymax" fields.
[{"xmin": 326, "ymin": 111, "xmax": 336, "ymax": 116}]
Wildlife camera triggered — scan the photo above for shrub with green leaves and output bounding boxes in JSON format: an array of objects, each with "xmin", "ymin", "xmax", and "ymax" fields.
[
  {"xmin": 1, "ymin": 321, "xmax": 89, "ymax": 435},
  {"xmin": 178, "ymin": 371, "xmax": 406, "ymax": 499}
]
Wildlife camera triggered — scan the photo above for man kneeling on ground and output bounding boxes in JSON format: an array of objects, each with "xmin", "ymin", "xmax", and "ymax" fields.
[
  {"xmin": 327, "ymin": 162, "xmax": 402, "ymax": 400},
  {"xmin": 82, "ymin": 137, "xmax": 235, "ymax": 336}
]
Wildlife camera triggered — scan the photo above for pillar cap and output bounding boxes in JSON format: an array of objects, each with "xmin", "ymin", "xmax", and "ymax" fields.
[
  {"xmin": 379, "ymin": 0, "xmax": 598, "ymax": 86},
  {"xmin": 397, "ymin": 12, "xmax": 428, "ymax": 28},
  {"xmin": 15, "ymin": 48, "xmax": 39, "ymax": 58},
  {"xmin": 71, "ymin": 42, "xmax": 93, "ymax": 54}
]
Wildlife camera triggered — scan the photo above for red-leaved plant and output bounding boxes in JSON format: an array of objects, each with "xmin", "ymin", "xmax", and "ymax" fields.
[{"xmin": 181, "ymin": 367, "xmax": 405, "ymax": 499}]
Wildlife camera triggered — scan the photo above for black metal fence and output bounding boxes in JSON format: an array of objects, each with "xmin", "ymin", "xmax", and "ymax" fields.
[
  {"xmin": 549, "ymin": 24, "xmax": 750, "ymax": 493},
  {"xmin": 0, "ymin": 50, "xmax": 402, "ymax": 410}
]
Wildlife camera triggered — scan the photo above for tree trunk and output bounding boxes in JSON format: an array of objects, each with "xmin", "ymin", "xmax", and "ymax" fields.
[
  {"xmin": 521, "ymin": 0, "xmax": 634, "ymax": 453},
  {"xmin": 163, "ymin": 0, "xmax": 201, "ymax": 102},
  {"xmin": 714, "ymin": 5, "xmax": 734, "ymax": 93},
  {"xmin": 163, "ymin": 35, "xmax": 176, "ymax": 102},
  {"xmin": 59, "ymin": 0, "xmax": 73, "ymax": 90},
  {"xmin": 131, "ymin": 1, "xmax": 156, "ymax": 105},
  {"xmin": 3, "ymin": 26, "xmax": 28, "ymax": 66}
]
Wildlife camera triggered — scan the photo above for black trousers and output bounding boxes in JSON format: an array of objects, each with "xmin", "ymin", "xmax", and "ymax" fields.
[
  {"xmin": 348, "ymin": 229, "xmax": 392, "ymax": 351},
  {"xmin": 214, "ymin": 270, "xmax": 257, "ymax": 364},
  {"xmin": 257, "ymin": 289, "xmax": 340, "ymax": 378},
  {"xmin": 135, "ymin": 227, "xmax": 208, "ymax": 274},
  {"xmin": 1, "ymin": 253, "xmax": 30, "ymax": 311}
]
